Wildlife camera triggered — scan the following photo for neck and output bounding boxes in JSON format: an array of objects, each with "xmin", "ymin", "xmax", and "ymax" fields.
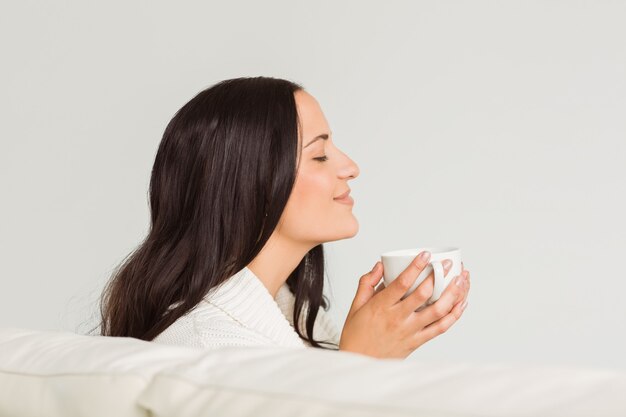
[{"xmin": 246, "ymin": 230, "xmax": 316, "ymax": 299}]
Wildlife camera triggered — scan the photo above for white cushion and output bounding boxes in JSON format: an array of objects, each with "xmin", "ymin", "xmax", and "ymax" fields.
[
  {"xmin": 2, "ymin": 327, "xmax": 626, "ymax": 417},
  {"xmin": 138, "ymin": 345, "xmax": 626, "ymax": 417},
  {"xmin": 0, "ymin": 327, "xmax": 204, "ymax": 417}
]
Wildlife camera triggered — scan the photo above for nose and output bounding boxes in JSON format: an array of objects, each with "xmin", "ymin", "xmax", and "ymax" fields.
[{"xmin": 339, "ymin": 154, "xmax": 359, "ymax": 180}]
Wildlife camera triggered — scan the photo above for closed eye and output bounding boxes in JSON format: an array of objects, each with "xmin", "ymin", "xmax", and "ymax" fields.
[{"xmin": 313, "ymin": 156, "xmax": 328, "ymax": 162}]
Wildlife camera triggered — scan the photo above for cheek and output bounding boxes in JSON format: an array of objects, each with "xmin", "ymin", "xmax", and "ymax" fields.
[
  {"xmin": 290, "ymin": 171, "xmax": 334, "ymax": 211},
  {"xmin": 277, "ymin": 168, "xmax": 358, "ymax": 242}
]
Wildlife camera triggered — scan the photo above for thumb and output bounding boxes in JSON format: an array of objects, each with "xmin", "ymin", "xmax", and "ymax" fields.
[{"xmin": 349, "ymin": 262, "xmax": 383, "ymax": 315}]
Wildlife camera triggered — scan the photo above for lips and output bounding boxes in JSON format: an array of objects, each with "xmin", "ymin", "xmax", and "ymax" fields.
[{"xmin": 334, "ymin": 189, "xmax": 351, "ymax": 199}]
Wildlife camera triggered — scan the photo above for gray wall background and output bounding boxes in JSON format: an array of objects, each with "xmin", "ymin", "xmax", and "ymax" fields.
[{"xmin": 1, "ymin": 1, "xmax": 624, "ymax": 370}]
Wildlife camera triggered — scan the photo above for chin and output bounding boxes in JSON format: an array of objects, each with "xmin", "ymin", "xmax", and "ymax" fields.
[
  {"xmin": 310, "ymin": 215, "xmax": 359, "ymax": 243},
  {"xmin": 338, "ymin": 216, "xmax": 360, "ymax": 240},
  {"xmin": 347, "ymin": 217, "xmax": 359, "ymax": 237}
]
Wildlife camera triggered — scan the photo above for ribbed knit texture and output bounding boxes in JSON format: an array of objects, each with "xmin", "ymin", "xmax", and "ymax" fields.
[{"xmin": 153, "ymin": 266, "xmax": 341, "ymax": 350}]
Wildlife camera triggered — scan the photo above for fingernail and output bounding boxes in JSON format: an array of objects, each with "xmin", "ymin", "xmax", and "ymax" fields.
[
  {"xmin": 461, "ymin": 300, "xmax": 468, "ymax": 310},
  {"xmin": 455, "ymin": 275, "xmax": 464, "ymax": 286},
  {"xmin": 419, "ymin": 251, "xmax": 431, "ymax": 261},
  {"xmin": 372, "ymin": 262, "xmax": 379, "ymax": 271}
]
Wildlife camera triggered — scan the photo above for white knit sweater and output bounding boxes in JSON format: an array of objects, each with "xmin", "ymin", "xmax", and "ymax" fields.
[{"xmin": 153, "ymin": 266, "xmax": 342, "ymax": 350}]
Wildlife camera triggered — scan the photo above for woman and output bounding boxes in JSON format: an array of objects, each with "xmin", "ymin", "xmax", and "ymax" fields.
[{"xmin": 98, "ymin": 76, "xmax": 471, "ymax": 359}]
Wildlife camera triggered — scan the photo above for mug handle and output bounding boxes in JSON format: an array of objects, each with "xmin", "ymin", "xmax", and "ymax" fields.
[{"xmin": 426, "ymin": 261, "xmax": 445, "ymax": 305}]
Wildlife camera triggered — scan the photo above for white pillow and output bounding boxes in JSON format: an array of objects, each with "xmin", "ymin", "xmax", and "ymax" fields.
[
  {"xmin": 2, "ymin": 327, "xmax": 626, "ymax": 417},
  {"xmin": 138, "ymin": 345, "xmax": 626, "ymax": 417},
  {"xmin": 0, "ymin": 327, "xmax": 204, "ymax": 417}
]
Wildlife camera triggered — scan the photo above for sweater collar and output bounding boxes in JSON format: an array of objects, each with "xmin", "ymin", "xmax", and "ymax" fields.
[{"xmin": 202, "ymin": 266, "xmax": 307, "ymax": 348}]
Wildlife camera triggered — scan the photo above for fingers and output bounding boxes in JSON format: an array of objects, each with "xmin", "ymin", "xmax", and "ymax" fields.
[
  {"xmin": 377, "ymin": 251, "xmax": 431, "ymax": 306},
  {"xmin": 417, "ymin": 294, "xmax": 468, "ymax": 342},
  {"xmin": 460, "ymin": 270, "xmax": 470, "ymax": 305},
  {"xmin": 441, "ymin": 259, "xmax": 454, "ymax": 279},
  {"xmin": 348, "ymin": 262, "xmax": 384, "ymax": 316},
  {"xmin": 455, "ymin": 269, "xmax": 470, "ymax": 306},
  {"xmin": 396, "ymin": 258, "xmax": 454, "ymax": 316},
  {"xmin": 410, "ymin": 270, "xmax": 467, "ymax": 328}
]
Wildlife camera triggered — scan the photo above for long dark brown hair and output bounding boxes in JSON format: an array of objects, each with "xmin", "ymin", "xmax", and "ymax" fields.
[{"xmin": 97, "ymin": 76, "xmax": 338, "ymax": 349}]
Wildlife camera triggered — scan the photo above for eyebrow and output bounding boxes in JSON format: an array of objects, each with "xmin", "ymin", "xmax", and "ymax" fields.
[{"xmin": 304, "ymin": 131, "xmax": 332, "ymax": 148}]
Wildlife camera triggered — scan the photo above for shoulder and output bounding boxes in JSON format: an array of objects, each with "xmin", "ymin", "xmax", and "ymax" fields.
[
  {"xmin": 153, "ymin": 300, "xmax": 275, "ymax": 349},
  {"xmin": 194, "ymin": 300, "xmax": 278, "ymax": 347},
  {"xmin": 154, "ymin": 267, "xmax": 310, "ymax": 350}
]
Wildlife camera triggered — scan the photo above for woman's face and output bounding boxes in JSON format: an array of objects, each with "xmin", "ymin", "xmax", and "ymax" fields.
[{"xmin": 276, "ymin": 90, "xmax": 360, "ymax": 246}]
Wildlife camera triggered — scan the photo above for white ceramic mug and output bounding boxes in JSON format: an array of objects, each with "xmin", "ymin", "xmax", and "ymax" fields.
[{"xmin": 380, "ymin": 247, "xmax": 463, "ymax": 310}]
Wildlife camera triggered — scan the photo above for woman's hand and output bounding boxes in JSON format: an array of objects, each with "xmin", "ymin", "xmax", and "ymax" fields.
[{"xmin": 339, "ymin": 251, "xmax": 470, "ymax": 359}]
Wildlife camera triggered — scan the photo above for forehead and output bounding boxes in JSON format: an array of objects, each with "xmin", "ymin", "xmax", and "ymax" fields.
[{"xmin": 294, "ymin": 90, "xmax": 330, "ymax": 142}]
